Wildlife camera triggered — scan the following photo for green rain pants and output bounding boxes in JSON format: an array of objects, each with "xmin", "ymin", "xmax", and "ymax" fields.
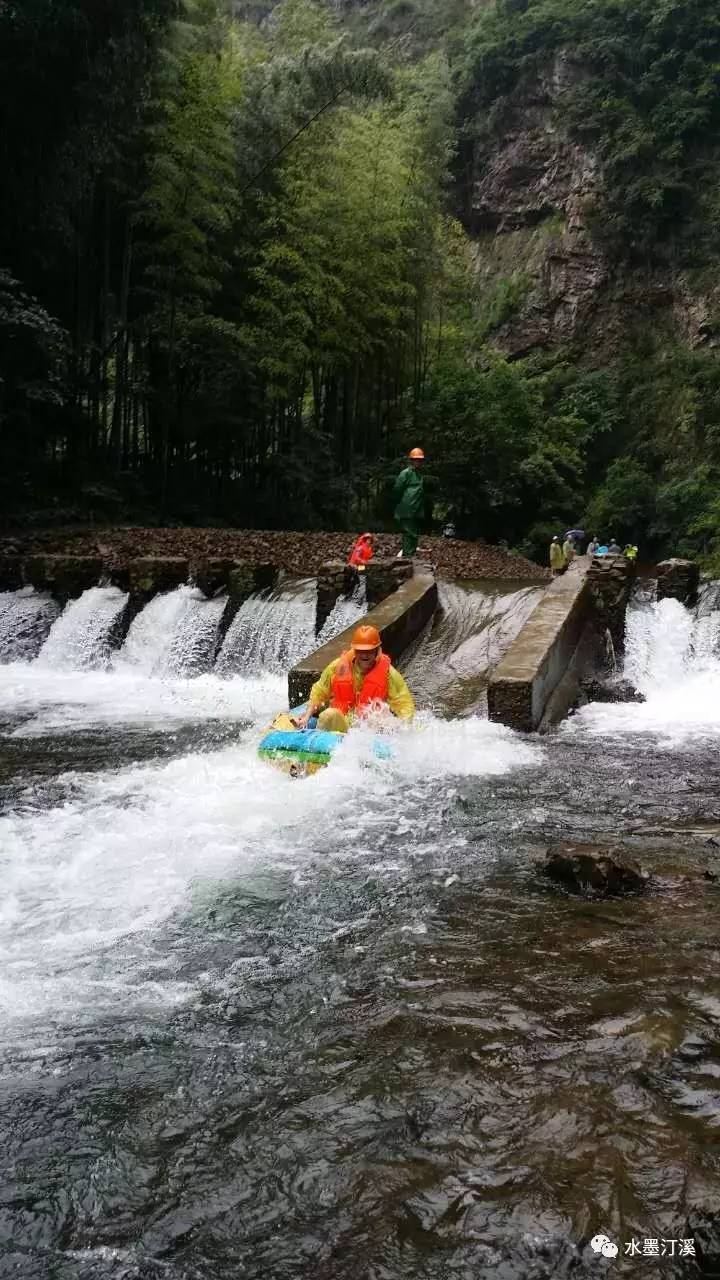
[{"xmin": 398, "ymin": 519, "xmax": 420, "ymax": 558}]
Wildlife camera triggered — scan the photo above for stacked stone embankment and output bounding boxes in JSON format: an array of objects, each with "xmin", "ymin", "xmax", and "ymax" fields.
[{"xmin": 0, "ymin": 527, "xmax": 547, "ymax": 583}]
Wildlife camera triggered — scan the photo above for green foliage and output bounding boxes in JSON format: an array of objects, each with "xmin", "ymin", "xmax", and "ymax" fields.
[
  {"xmin": 477, "ymin": 271, "xmax": 531, "ymax": 338},
  {"xmin": 585, "ymin": 458, "xmax": 656, "ymax": 543},
  {"xmin": 458, "ymin": 0, "xmax": 720, "ymax": 254},
  {"xmin": 415, "ymin": 354, "xmax": 586, "ymax": 540}
]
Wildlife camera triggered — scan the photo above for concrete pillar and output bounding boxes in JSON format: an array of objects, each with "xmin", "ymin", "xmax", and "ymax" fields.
[
  {"xmin": 586, "ymin": 554, "xmax": 636, "ymax": 657},
  {"xmin": 656, "ymin": 558, "xmax": 700, "ymax": 606}
]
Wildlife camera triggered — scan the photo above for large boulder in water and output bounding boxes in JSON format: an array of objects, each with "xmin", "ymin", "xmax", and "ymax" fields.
[
  {"xmin": 540, "ymin": 843, "xmax": 649, "ymax": 896},
  {"xmin": 580, "ymin": 677, "xmax": 645, "ymax": 704},
  {"xmin": 655, "ymin": 557, "xmax": 700, "ymax": 606}
]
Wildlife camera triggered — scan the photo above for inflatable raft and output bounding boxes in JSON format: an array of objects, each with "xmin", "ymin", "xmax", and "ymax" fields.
[{"xmin": 258, "ymin": 709, "xmax": 392, "ymax": 777}]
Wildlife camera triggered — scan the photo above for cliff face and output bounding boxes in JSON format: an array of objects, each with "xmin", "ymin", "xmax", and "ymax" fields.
[{"xmin": 459, "ymin": 52, "xmax": 720, "ymax": 363}]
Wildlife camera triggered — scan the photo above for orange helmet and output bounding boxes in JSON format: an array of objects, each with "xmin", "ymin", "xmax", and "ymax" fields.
[
  {"xmin": 408, "ymin": 447, "xmax": 425, "ymax": 459},
  {"xmin": 352, "ymin": 624, "xmax": 381, "ymax": 650}
]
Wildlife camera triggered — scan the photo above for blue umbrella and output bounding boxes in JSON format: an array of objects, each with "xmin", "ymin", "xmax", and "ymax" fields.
[{"xmin": 564, "ymin": 528, "xmax": 585, "ymax": 541}]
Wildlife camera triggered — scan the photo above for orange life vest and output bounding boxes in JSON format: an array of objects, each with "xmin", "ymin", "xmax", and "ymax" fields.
[{"xmin": 330, "ymin": 650, "xmax": 391, "ymax": 716}]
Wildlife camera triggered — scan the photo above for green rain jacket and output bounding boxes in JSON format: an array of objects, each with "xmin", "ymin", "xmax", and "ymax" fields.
[{"xmin": 394, "ymin": 466, "xmax": 425, "ymax": 521}]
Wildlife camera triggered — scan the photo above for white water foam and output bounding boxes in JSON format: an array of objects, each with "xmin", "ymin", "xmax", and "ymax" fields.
[
  {"xmin": 0, "ymin": 712, "xmax": 540, "ymax": 1028},
  {"xmin": 568, "ymin": 593, "xmax": 720, "ymax": 742},
  {"xmin": 37, "ymin": 585, "xmax": 130, "ymax": 671},
  {"xmin": 0, "ymin": 666, "xmax": 285, "ymax": 736}
]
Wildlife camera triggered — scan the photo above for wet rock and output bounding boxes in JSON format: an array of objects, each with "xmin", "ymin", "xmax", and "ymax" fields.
[
  {"xmin": 581, "ymin": 677, "xmax": 645, "ymax": 704},
  {"xmin": 541, "ymin": 843, "xmax": 649, "ymax": 897},
  {"xmin": 189, "ymin": 557, "xmax": 236, "ymax": 598},
  {"xmin": 685, "ymin": 1210, "xmax": 720, "ymax": 1272},
  {"xmin": 586, "ymin": 554, "xmax": 635, "ymax": 656},
  {"xmin": 656, "ymin": 557, "xmax": 700, "ymax": 606},
  {"xmin": 0, "ymin": 554, "xmax": 23, "ymax": 591},
  {"xmin": 25, "ymin": 554, "xmax": 103, "ymax": 599},
  {"xmin": 365, "ymin": 557, "xmax": 413, "ymax": 608},
  {"xmin": 126, "ymin": 556, "xmax": 189, "ymax": 601}
]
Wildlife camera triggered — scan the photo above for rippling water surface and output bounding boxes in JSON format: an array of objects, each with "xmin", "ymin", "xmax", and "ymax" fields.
[{"xmin": 1, "ymin": 582, "xmax": 719, "ymax": 1278}]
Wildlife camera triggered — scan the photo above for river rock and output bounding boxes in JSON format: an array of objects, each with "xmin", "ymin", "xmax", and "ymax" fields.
[
  {"xmin": 655, "ymin": 558, "xmax": 700, "ymax": 605},
  {"xmin": 580, "ymin": 677, "xmax": 645, "ymax": 704},
  {"xmin": 541, "ymin": 843, "xmax": 649, "ymax": 896}
]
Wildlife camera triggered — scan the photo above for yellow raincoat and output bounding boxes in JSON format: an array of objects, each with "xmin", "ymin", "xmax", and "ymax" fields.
[{"xmin": 309, "ymin": 655, "xmax": 415, "ymax": 729}]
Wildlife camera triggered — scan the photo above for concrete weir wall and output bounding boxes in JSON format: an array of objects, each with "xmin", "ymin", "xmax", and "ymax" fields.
[
  {"xmin": 487, "ymin": 559, "xmax": 594, "ymax": 734},
  {"xmin": 288, "ymin": 562, "xmax": 438, "ymax": 707}
]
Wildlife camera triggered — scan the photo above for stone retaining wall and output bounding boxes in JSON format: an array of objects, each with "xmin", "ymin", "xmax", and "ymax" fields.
[
  {"xmin": 0, "ymin": 553, "xmax": 278, "ymax": 606},
  {"xmin": 488, "ymin": 555, "xmax": 636, "ymax": 733}
]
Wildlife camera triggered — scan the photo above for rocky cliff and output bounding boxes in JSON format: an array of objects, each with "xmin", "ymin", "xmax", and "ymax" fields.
[{"xmin": 458, "ymin": 51, "xmax": 720, "ymax": 363}]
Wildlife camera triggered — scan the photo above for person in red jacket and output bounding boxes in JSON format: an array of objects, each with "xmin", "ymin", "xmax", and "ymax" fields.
[{"xmin": 348, "ymin": 532, "xmax": 374, "ymax": 571}]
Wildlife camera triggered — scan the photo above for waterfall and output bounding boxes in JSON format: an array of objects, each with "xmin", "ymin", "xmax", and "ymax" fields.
[
  {"xmin": 216, "ymin": 583, "xmax": 315, "ymax": 676},
  {"xmin": 117, "ymin": 586, "xmax": 226, "ymax": 677},
  {"xmin": 216, "ymin": 579, "xmax": 364, "ymax": 677},
  {"xmin": 317, "ymin": 581, "xmax": 365, "ymax": 646},
  {"xmin": 403, "ymin": 579, "xmax": 544, "ymax": 716},
  {"xmin": 37, "ymin": 586, "xmax": 130, "ymax": 671},
  {"xmin": 0, "ymin": 588, "xmax": 60, "ymax": 663},
  {"xmin": 624, "ymin": 595, "xmax": 720, "ymax": 694},
  {"xmin": 572, "ymin": 587, "xmax": 720, "ymax": 738}
]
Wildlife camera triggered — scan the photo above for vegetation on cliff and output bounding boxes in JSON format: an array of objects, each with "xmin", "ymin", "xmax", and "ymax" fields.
[{"xmin": 2, "ymin": 0, "xmax": 720, "ymax": 565}]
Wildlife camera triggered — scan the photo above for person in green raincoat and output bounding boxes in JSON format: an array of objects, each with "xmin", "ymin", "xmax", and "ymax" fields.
[{"xmin": 394, "ymin": 447, "xmax": 425, "ymax": 558}]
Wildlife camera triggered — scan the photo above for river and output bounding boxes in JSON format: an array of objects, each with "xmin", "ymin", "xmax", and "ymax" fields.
[{"xmin": 0, "ymin": 579, "xmax": 718, "ymax": 1278}]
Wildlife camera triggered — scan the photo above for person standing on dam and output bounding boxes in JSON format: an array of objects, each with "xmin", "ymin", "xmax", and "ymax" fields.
[
  {"xmin": 562, "ymin": 533, "xmax": 576, "ymax": 567},
  {"xmin": 549, "ymin": 535, "xmax": 565, "ymax": 576},
  {"xmin": 394, "ymin": 447, "xmax": 425, "ymax": 559}
]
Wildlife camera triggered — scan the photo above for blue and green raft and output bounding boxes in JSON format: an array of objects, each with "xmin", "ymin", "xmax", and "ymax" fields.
[{"xmin": 258, "ymin": 708, "xmax": 392, "ymax": 776}]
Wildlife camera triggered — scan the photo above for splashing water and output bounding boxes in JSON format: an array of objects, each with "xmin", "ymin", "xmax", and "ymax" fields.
[
  {"xmin": 216, "ymin": 581, "xmax": 316, "ymax": 676},
  {"xmin": 36, "ymin": 585, "xmax": 130, "ymax": 671},
  {"xmin": 117, "ymin": 585, "xmax": 226, "ymax": 677},
  {"xmin": 569, "ymin": 589, "xmax": 720, "ymax": 741},
  {"xmin": 217, "ymin": 579, "xmax": 364, "ymax": 676},
  {"xmin": 0, "ymin": 588, "xmax": 60, "ymax": 663},
  {"xmin": 0, "ymin": 711, "xmax": 540, "ymax": 1027}
]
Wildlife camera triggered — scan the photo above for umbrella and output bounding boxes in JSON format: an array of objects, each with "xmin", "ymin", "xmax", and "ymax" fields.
[{"xmin": 564, "ymin": 528, "xmax": 585, "ymax": 541}]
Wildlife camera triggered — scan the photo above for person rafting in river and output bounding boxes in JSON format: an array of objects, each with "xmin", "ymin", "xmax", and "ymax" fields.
[{"xmin": 293, "ymin": 624, "xmax": 415, "ymax": 733}]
